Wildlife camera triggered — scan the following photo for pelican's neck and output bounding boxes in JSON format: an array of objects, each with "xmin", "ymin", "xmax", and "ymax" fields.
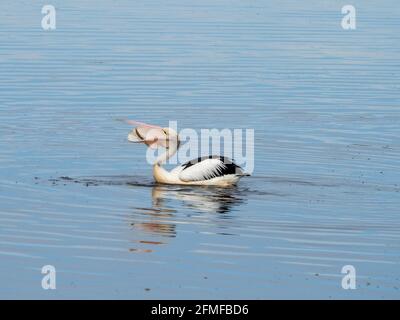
[
  {"xmin": 153, "ymin": 141, "xmax": 179, "ymax": 184},
  {"xmin": 155, "ymin": 140, "xmax": 179, "ymax": 166}
]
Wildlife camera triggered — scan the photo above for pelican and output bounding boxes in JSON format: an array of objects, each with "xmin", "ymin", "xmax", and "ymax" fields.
[{"xmin": 124, "ymin": 120, "xmax": 249, "ymax": 187}]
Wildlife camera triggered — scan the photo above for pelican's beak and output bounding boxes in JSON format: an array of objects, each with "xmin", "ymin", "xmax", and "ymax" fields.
[{"xmin": 122, "ymin": 119, "xmax": 168, "ymax": 149}]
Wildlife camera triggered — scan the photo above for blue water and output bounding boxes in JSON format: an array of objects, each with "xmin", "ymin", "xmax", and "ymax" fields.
[{"xmin": 0, "ymin": 1, "xmax": 399, "ymax": 299}]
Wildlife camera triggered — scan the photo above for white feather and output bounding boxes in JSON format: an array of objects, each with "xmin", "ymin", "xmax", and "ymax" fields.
[{"xmin": 179, "ymin": 158, "xmax": 228, "ymax": 182}]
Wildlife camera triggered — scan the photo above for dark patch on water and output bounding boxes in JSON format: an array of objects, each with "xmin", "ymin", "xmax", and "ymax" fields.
[{"xmin": 48, "ymin": 175, "xmax": 156, "ymax": 188}]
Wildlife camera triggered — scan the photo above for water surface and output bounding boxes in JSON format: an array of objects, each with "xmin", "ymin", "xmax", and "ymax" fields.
[{"xmin": 0, "ymin": 0, "xmax": 399, "ymax": 299}]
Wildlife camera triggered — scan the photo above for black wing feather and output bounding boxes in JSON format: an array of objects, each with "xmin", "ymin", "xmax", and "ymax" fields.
[{"xmin": 181, "ymin": 155, "xmax": 244, "ymax": 181}]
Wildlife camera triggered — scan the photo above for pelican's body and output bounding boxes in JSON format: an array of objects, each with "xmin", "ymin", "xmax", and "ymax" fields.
[
  {"xmin": 154, "ymin": 156, "xmax": 248, "ymax": 187},
  {"xmin": 125, "ymin": 120, "xmax": 249, "ymax": 187}
]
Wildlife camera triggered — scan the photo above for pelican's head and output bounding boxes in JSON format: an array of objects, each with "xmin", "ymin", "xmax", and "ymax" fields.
[{"xmin": 161, "ymin": 127, "xmax": 180, "ymax": 150}]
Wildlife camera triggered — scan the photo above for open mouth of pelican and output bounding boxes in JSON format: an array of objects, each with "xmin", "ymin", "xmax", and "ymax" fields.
[
  {"xmin": 127, "ymin": 128, "xmax": 146, "ymax": 143},
  {"xmin": 125, "ymin": 122, "xmax": 169, "ymax": 149}
]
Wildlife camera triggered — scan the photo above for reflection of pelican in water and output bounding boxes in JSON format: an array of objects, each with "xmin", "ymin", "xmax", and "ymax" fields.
[
  {"xmin": 131, "ymin": 206, "xmax": 177, "ymax": 237},
  {"xmin": 131, "ymin": 185, "xmax": 246, "ymax": 238},
  {"xmin": 151, "ymin": 185, "xmax": 245, "ymax": 214}
]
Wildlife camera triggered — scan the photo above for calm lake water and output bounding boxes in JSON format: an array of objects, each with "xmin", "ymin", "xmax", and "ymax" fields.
[{"xmin": 0, "ymin": 1, "xmax": 399, "ymax": 299}]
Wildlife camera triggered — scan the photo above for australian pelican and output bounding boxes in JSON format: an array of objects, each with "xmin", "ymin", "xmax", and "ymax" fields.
[{"xmin": 124, "ymin": 120, "xmax": 249, "ymax": 187}]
